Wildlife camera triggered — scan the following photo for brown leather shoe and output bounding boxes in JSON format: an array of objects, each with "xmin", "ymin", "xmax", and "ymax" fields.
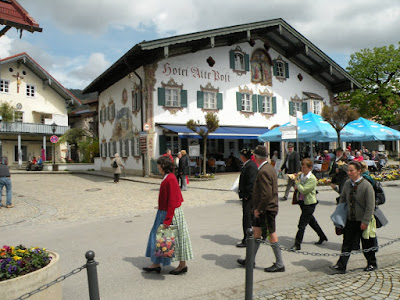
[{"xmin": 6, "ymin": 205, "xmax": 14, "ymax": 208}]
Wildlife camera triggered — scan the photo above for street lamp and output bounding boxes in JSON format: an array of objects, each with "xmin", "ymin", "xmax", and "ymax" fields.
[{"xmin": 51, "ymin": 122, "xmax": 57, "ymax": 169}]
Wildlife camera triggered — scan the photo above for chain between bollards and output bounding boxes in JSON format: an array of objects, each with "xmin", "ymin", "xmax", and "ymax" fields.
[
  {"xmin": 86, "ymin": 250, "xmax": 100, "ymax": 300},
  {"xmin": 245, "ymin": 228, "xmax": 254, "ymax": 300}
]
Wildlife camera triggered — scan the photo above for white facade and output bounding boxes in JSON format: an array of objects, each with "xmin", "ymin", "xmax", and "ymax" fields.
[
  {"xmin": 0, "ymin": 53, "xmax": 74, "ymax": 166},
  {"xmin": 97, "ymin": 39, "xmax": 332, "ymax": 175}
]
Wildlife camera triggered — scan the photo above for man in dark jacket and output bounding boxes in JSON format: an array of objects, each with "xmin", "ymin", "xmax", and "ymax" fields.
[
  {"xmin": 279, "ymin": 142, "xmax": 301, "ymax": 201},
  {"xmin": 0, "ymin": 159, "xmax": 13, "ymax": 208},
  {"xmin": 237, "ymin": 148, "xmax": 258, "ymax": 247},
  {"xmin": 178, "ymin": 150, "xmax": 189, "ymax": 191},
  {"xmin": 329, "ymin": 147, "xmax": 348, "ymax": 204}
]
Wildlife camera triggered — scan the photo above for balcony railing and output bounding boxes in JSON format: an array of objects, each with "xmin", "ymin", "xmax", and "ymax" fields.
[{"xmin": 0, "ymin": 122, "xmax": 70, "ymax": 135}]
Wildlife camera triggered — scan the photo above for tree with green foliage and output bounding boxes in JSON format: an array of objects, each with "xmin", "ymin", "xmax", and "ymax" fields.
[
  {"xmin": 186, "ymin": 112, "xmax": 219, "ymax": 174},
  {"xmin": 58, "ymin": 128, "xmax": 88, "ymax": 162},
  {"xmin": 344, "ymin": 43, "xmax": 400, "ymax": 125},
  {"xmin": 321, "ymin": 104, "xmax": 359, "ymax": 146},
  {"xmin": 0, "ymin": 101, "xmax": 15, "ymax": 122},
  {"xmin": 78, "ymin": 138, "xmax": 99, "ymax": 163}
]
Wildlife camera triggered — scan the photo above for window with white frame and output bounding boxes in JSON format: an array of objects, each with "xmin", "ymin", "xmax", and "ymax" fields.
[
  {"xmin": 14, "ymin": 111, "xmax": 23, "ymax": 122},
  {"xmin": 293, "ymin": 101, "xmax": 302, "ymax": 114},
  {"xmin": 166, "ymin": 135, "xmax": 179, "ymax": 154},
  {"xmin": 262, "ymin": 95, "xmax": 272, "ymax": 113},
  {"xmin": 313, "ymin": 100, "xmax": 322, "ymax": 115},
  {"xmin": 165, "ymin": 88, "xmax": 180, "ymax": 107},
  {"xmin": 276, "ymin": 61, "xmax": 285, "ymax": 78},
  {"xmin": 234, "ymin": 53, "xmax": 245, "ymax": 71},
  {"xmin": 26, "ymin": 84, "xmax": 35, "ymax": 97},
  {"xmin": 0, "ymin": 79, "xmax": 9, "ymax": 93},
  {"xmin": 241, "ymin": 93, "xmax": 251, "ymax": 112},
  {"xmin": 203, "ymin": 91, "xmax": 217, "ymax": 109}
]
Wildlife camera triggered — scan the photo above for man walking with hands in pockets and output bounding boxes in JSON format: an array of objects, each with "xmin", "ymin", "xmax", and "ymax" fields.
[{"xmin": 237, "ymin": 145, "xmax": 285, "ymax": 272}]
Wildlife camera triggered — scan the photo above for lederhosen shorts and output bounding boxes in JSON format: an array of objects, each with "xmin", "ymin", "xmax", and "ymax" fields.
[{"xmin": 252, "ymin": 211, "xmax": 277, "ymax": 233}]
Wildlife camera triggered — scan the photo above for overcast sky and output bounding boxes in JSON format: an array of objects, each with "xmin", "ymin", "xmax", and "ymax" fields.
[{"xmin": 1, "ymin": 0, "xmax": 399, "ymax": 89}]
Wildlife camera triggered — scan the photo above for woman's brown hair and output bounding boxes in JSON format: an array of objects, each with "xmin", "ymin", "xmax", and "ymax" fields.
[
  {"xmin": 157, "ymin": 156, "xmax": 175, "ymax": 173},
  {"xmin": 301, "ymin": 158, "xmax": 313, "ymax": 168}
]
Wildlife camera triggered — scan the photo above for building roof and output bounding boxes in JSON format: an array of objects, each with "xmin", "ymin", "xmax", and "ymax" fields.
[
  {"xmin": 0, "ymin": 0, "xmax": 42, "ymax": 37},
  {"xmin": 83, "ymin": 18, "xmax": 361, "ymax": 95},
  {"xmin": 0, "ymin": 52, "xmax": 81, "ymax": 105}
]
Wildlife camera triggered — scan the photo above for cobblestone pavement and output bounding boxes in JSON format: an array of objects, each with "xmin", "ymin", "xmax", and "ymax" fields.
[{"xmin": 2, "ymin": 171, "xmax": 400, "ymax": 300}]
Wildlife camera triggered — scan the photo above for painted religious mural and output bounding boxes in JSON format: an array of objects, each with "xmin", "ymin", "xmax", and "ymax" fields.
[
  {"xmin": 111, "ymin": 107, "xmax": 136, "ymax": 141},
  {"xmin": 251, "ymin": 49, "xmax": 272, "ymax": 86}
]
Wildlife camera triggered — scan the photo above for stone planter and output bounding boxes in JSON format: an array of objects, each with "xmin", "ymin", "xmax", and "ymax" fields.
[{"xmin": 0, "ymin": 251, "xmax": 61, "ymax": 300}]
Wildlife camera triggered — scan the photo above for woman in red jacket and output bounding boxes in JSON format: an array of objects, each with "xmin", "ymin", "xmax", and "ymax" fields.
[{"xmin": 143, "ymin": 156, "xmax": 193, "ymax": 275}]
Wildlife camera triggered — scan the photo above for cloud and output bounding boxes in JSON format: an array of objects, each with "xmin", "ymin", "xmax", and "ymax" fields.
[
  {"xmin": 19, "ymin": 0, "xmax": 400, "ymax": 54},
  {"xmin": 9, "ymin": 0, "xmax": 400, "ymax": 89},
  {"xmin": 0, "ymin": 32, "xmax": 110, "ymax": 89}
]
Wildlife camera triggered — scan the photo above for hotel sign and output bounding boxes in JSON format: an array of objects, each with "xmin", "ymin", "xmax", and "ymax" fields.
[{"xmin": 162, "ymin": 63, "xmax": 231, "ymax": 83}]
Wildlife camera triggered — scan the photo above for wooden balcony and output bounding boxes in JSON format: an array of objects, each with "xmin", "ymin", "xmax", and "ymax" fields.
[{"xmin": 0, "ymin": 122, "xmax": 69, "ymax": 135}]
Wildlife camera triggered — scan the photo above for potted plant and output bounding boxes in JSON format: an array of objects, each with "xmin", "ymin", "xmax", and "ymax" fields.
[{"xmin": 0, "ymin": 245, "xmax": 61, "ymax": 300}]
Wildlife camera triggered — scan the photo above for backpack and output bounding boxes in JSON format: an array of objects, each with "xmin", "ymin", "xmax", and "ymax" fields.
[
  {"xmin": 374, "ymin": 181, "xmax": 385, "ymax": 206},
  {"xmin": 112, "ymin": 160, "xmax": 118, "ymax": 168}
]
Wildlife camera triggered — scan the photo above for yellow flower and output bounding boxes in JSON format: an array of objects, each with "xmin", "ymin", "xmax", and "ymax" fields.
[
  {"xmin": 17, "ymin": 249, "xmax": 26, "ymax": 253},
  {"xmin": 162, "ymin": 247, "xmax": 167, "ymax": 252},
  {"xmin": 156, "ymin": 243, "xmax": 160, "ymax": 248},
  {"xmin": 13, "ymin": 256, "xmax": 22, "ymax": 261}
]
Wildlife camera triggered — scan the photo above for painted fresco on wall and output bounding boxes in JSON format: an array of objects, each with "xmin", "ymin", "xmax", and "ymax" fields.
[
  {"xmin": 111, "ymin": 107, "xmax": 135, "ymax": 141},
  {"xmin": 251, "ymin": 49, "xmax": 272, "ymax": 86}
]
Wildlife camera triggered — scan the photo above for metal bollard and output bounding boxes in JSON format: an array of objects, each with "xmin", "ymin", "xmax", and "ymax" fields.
[
  {"xmin": 245, "ymin": 228, "xmax": 254, "ymax": 300},
  {"xmin": 85, "ymin": 250, "xmax": 100, "ymax": 300}
]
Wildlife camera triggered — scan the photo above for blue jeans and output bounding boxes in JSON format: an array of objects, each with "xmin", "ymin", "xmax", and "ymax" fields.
[{"xmin": 0, "ymin": 177, "xmax": 12, "ymax": 206}]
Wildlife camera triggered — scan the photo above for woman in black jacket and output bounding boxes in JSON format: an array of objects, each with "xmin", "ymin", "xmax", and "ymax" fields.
[{"xmin": 178, "ymin": 150, "xmax": 189, "ymax": 191}]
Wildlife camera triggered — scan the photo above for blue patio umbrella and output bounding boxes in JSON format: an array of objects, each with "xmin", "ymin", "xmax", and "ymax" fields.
[
  {"xmin": 258, "ymin": 112, "xmax": 338, "ymax": 142},
  {"xmin": 342, "ymin": 117, "xmax": 400, "ymax": 141}
]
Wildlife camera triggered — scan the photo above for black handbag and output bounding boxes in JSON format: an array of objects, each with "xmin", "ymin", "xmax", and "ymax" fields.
[
  {"xmin": 374, "ymin": 207, "xmax": 388, "ymax": 228},
  {"xmin": 374, "ymin": 182, "xmax": 386, "ymax": 205}
]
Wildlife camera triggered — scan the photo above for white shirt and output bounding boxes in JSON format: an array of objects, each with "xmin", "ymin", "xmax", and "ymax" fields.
[{"xmin": 258, "ymin": 160, "xmax": 268, "ymax": 170}]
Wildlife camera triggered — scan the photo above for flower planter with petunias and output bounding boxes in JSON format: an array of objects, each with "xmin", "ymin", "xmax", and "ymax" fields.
[{"xmin": 0, "ymin": 245, "xmax": 61, "ymax": 300}]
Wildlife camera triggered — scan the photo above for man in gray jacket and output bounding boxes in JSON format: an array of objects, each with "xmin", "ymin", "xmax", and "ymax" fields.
[{"xmin": 0, "ymin": 159, "xmax": 13, "ymax": 208}]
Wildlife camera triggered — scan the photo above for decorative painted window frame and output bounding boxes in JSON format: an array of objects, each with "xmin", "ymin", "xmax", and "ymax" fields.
[
  {"xmin": 158, "ymin": 78, "xmax": 187, "ymax": 114},
  {"xmin": 229, "ymin": 46, "xmax": 249, "ymax": 75},
  {"xmin": 108, "ymin": 98, "xmax": 115, "ymax": 122},
  {"xmin": 198, "ymin": 82, "xmax": 221, "ymax": 112},
  {"xmin": 273, "ymin": 56, "xmax": 289, "ymax": 82},
  {"xmin": 0, "ymin": 79, "xmax": 10, "ymax": 93},
  {"xmin": 132, "ymin": 82, "xmax": 141, "ymax": 115},
  {"xmin": 289, "ymin": 94, "xmax": 305, "ymax": 116},
  {"xmin": 237, "ymin": 85, "xmax": 256, "ymax": 118},
  {"xmin": 258, "ymin": 88, "xmax": 276, "ymax": 120}
]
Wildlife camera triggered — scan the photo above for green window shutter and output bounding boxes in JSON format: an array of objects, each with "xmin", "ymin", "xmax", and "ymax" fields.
[
  {"xmin": 252, "ymin": 94, "xmax": 257, "ymax": 112},
  {"xmin": 272, "ymin": 96, "xmax": 277, "ymax": 114},
  {"xmin": 158, "ymin": 87, "xmax": 165, "ymax": 106},
  {"xmin": 273, "ymin": 60, "xmax": 277, "ymax": 76},
  {"xmin": 285, "ymin": 62, "xmax": 289, "ymax": 78},
  {"xmin": 229, "ymin": 50, "xmax": 235, "ymax": 69},
  {"xmin": 258, "ymin": 95, "xmax": 263, "ymax": 113},
  {"xmin": 217, "ymin": 93, "xmax": 223, "ymax": 109},
  {"xmin": 245, "ymin": 54, "xmax": 250, "ymax": 71},
  {"xmin": 236, "ymin": 92, "xmax": 242, "ymax": 111},
  {"xmin": 302, "ymin": 102, "xmax": 308, "ymax": 114},
  {"xmin": 289, "ymin": 101, "xmax": 294, "ymax": 116},
  {"xmin": 159, "ymin": 135, "xmax": 166, "ymax": 155},
  {"xmin": 197, "ymin": 91, "xmax": 204, "ymax": 108},
  {"xmin": 181, "ymin": 89, "xmax": 187, "ymax": 107}
]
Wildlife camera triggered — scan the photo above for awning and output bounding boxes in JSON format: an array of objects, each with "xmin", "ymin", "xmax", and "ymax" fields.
[{"xmin": 159, "ymin": 125, "xmax": 268, "ymax": 139}]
